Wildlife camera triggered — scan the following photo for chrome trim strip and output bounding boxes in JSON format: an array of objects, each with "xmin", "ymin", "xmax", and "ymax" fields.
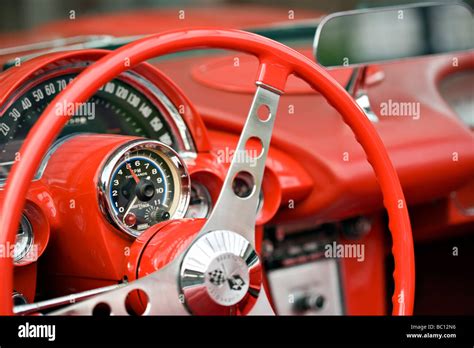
[
  {"xmin": 14, "ymin": 283, "xmax": 126, "ymax": 315},
  {"xmin": 0, "ymin": 35, "xmax": 115, "ymax": 57},
  {"xmin": 35, "ymin": 133, "xmax": 84, "ymax": 182},
  {"xmin": 255, "ymin": 81, "xmax": 284, "ymax": 95},
  {"xmin": 0, "ymin": 133, "xmax": 85, "ymax": 187}
]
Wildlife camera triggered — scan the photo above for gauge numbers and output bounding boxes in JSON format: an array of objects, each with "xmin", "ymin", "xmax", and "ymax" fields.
[{"xmin": 99, "ymin": 140, "xmax": 190, "ymax": 237}]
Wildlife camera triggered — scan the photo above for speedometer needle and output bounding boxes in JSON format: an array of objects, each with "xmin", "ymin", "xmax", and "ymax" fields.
[{"xmin": 126, "ymin": 162, "xmax": 140, "ymax": 183}]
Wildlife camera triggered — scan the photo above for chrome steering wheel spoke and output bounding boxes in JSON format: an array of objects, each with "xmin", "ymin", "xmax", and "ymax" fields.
[
  {"xmin": 51, "ymin": 259, "xmax": 188, "ymax": 315},
  {"xmin": 196, "ymin": 85, "xmax": 281, "ymax": 244}
]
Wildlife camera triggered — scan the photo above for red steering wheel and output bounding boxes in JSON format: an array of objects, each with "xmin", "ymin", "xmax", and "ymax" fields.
[{"xmin": 0, "ymin": 29, "xmax": 414, "ymax": 315}]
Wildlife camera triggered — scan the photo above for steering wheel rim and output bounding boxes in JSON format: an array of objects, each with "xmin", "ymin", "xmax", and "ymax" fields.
[{"xmin": 0, "ymin": 28, "xmax": 414, "ymax": 315}]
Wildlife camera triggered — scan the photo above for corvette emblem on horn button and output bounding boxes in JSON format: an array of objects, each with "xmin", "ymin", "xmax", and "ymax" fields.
[
  {"xmin": 208, "ymin": 269, "xmax": 226, "ymax": 286},
  {"xmin": 204, "ymin": 252, "xmax": 250, "ymax": 305},
  {"xmin": 179, "ymin": 230, "xmax": 262, "ymax": 315},
  {"xmin": 208, "ymin": 268, "xmax": 246, "ymax": 290},
  {"xmin": 228, "ymin": 275, "xmax": 246, "ymax": 291}
]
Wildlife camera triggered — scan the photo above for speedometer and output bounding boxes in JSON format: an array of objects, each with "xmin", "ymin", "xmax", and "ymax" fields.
[
  {"xmin": 98, "ymin": 139, "xmax": 190, "ymax": 237},
  {"xmin": 0, "ymin": 66, "xmax": 192, "ymax": 183}
]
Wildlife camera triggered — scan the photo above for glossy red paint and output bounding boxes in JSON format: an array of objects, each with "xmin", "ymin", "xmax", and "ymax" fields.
[
  {"xmin": 13, "ymin": 263, "xmax": 37, "ymax": 304},
  {"xmin": 38, "ymin": 135, "xmax": 138, "ymax": 281},
  {"xmin": 339, "ymin": 215, "xmax": 388, "ymax": 315},
  {"xmin": 190, "ymin": 51, "xmax": 353, "ymax": 95},
  {"xmin": 131, "ymin": 219, "xmax": 206, "ymax": 279},
  {"xmin": 0, "ymin": 29, "xmax": 415, "ymax": 315},
  {"xmin": 409, "ymin": 184, "xmax": 474, "ymax": 244}
]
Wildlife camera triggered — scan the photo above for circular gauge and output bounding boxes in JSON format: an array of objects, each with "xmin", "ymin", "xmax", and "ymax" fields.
[
  {"xmin": 0, "ymin": 67, "xmax": 194, "ymax": 184},
  {"xmin": 185, "ymin": 182, "xmax": 212, "ymax": 219},
  {"xmin": 14, "ymin": 215, "xmax": 34, "ymax": 264},
  {"xmin": 99, "ymin": 139, "xmax": 190, "ymax": 237},
  {"xmin": 232, "ymin": 172, "xmax": 264, "ymax": 217}
]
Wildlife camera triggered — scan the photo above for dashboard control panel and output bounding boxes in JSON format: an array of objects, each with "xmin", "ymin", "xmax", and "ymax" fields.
[{"xmin": 263, "ymin": 224, "xmax": 344, "ymax": 315}]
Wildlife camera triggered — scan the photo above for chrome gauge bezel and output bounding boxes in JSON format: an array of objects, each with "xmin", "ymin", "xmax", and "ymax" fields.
[
  {"xmin": 185, "ymin": 182, "xmax": 213, "ymax": 219},
  {"xmin": 14, "ymin": 214, "xmax": 34, "ymax": 264},
  {"xmin": 98, "ymin": 139, "xmax": 191, "ymax": 238}
]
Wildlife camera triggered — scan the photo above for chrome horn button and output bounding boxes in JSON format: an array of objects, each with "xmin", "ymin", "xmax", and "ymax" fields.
[
  {"xmin": 205, "ymin": 252, "xmax": 250, "ymax": 306},
  {"xmin": 180, "ymin": 230, "xmax": 262, "ymax": 315}
]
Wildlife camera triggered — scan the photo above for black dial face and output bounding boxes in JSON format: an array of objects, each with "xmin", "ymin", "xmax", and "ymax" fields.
[
  {"xmin": 102, "ymin": 141, "xmax": 190, "ymax": 237},
  {"xmin": 110, "ymin": 150, "xmax": 175, "ymax": 232},
  {"xmin": 0, "ymin": 70, "xmax": 179, "ymax": 182}
]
